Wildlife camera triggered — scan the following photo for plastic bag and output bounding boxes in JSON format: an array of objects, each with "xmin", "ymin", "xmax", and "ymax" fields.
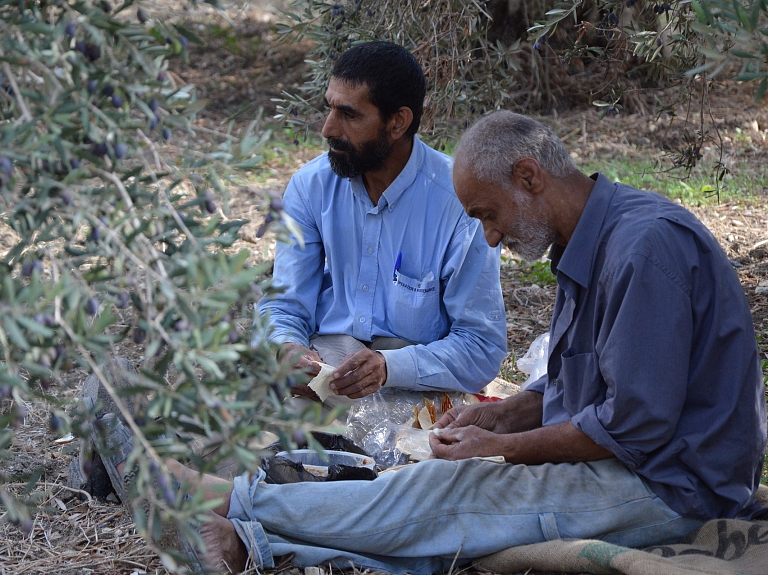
[
  {"xmin": 393, "ymin": 426, "xmax": 433, "ymax": 462},
  {"xmin": 260, "ymin": 431, "xmax": 377, "ymax": 484},
  {"xmin": 345, "ymin": 388, "xmax": 474, "ymax": 468},
  {"xmin": 516, "ymin": 332, "xmax": 550, "ymax": 390}
]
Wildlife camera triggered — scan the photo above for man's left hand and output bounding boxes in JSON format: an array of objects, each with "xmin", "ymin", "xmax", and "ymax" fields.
[
  {"xmin": 428, "ymin": 425, "xmax": 504, "ymax": 461},
  {"xmin": 330, "ymin": 349, "xmax": 387, "ymax": 399}
]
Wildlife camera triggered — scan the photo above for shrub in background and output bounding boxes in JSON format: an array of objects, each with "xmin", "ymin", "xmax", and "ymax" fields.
[
  {"xmin": 274, "ymin": 0, "xmax": 767, "ymax": 178},
  {"xmin": 273, "ymin": 0, "xmax": 526, "ymax": 149}
]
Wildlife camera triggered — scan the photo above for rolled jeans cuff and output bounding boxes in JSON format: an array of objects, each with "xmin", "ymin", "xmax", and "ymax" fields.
[{"xmin": 227, "ymin": 469, "xmax": 274, "ymax": 569}]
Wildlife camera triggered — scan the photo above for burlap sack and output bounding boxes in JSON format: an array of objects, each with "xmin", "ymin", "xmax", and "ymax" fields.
[{"xmin": 475, "ymin": 485, "xmax": 768, "ymax": 575}]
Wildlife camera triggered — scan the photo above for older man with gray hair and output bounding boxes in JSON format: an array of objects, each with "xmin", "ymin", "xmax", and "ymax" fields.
[{"xmin": 92, "ymin": 111, "xmax": 766, "ymax": 575}]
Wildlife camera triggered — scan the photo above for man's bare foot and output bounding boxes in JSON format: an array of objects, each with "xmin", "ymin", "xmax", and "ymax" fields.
[
  {"xmin": 200, "ymin": 511, "xmax": 249, "ymax": 573},
  {"xmin": 165, "ymin": 459, "xmax": 233, "ymax": 517}
]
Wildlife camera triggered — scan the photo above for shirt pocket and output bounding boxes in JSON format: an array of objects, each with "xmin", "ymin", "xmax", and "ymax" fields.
[
  {"xmin": 559, "ymin": 351, "xmax": 605, "ymax": 415},
  {"xmin": 387, "ymin": 271, "xmax": 442, "ymax": 343}
]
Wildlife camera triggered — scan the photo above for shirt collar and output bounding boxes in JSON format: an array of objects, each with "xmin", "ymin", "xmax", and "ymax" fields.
[
  {"xmin": 550, "ymin": 173, "xmax": 616, "ymax": 288},
  {"xmin": 349, "ymin": 135, "xmax": 424, "ymax": 211}
]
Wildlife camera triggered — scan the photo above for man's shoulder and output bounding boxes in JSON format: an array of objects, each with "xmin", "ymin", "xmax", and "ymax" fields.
[
  {"xmin": 410, "ymin": 140, "xmax": 467, "ymax": 215},
  {"xmin": 287, "ymin": 153, "xmax": 349, "ymax": 203},
  {"xmin": 291, "ymin": 152, "xmax": 334, "ymax": 183},
  {"xmin": 418, "ymin": 141, "xmax": 455, "ymax": 189},
  {"xmin": 603, "ymin": 184, "xmax": 726, "ymax": 279},
  {"xmin": 609, "ymin": 185, "xmax": 711, "ymax": 246}
]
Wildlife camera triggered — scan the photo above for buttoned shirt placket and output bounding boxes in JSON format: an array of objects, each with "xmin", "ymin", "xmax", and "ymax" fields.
[{"xmin": 353, "ymin": 195, "xmax": 384, "ymax": 341}]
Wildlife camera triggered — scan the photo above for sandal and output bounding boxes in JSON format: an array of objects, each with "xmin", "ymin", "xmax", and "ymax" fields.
[
  {"xmin": 67, "ymin": 449, "xmax": 115, "ymax": 500},
  {"xmin": 81, "ymin": 361, "xmax": 208, "ymax": 574},
  {"xmin": 73, "ymin": 358, "xmax": 141, "ymax": 501},
  {"xmin": 84, "ymin": 404, "xmax": 134, "ymax": 503}
]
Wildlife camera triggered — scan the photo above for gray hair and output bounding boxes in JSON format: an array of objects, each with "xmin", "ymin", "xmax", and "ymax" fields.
[{"xmin": 454, "ymin": 111, "xmax": 578, "ymax": 186}]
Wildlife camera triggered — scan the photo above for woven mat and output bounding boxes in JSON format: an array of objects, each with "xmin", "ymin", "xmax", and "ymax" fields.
[{"xmin": 474, "ymin": 485, "xmax": 768, "ymax": 575}]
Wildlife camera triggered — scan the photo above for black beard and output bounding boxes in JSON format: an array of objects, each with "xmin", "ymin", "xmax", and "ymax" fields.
[{"xmin": 327, "ymin": 128, "xmax": 391, "ymax": 179}]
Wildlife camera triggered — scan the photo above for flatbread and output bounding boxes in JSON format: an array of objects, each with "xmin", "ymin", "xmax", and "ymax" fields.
[
  {"xmin": 417, "ymin": 406, "xmax": 434, "ymax": 430},
  {"xmin": 308, "ymin": 362, "xmax": 337, "ymax": 402}
]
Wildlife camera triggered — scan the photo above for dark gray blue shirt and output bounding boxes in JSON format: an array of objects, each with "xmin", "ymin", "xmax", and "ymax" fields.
[{"xmin": 528, "ymin": 173, "xmax": 766, "ymax": 520}]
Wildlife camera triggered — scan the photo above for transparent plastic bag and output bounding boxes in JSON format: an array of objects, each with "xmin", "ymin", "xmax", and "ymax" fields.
[
  {"xmin": 516, "ymin": 332, "xmax": 550, "ymax": 390},
  {"xmin": 393, "ymin": 426, "xmax": 433, "ymax": 462},
  {"xmin": 345, "ymin": 388, "xmax": 473, "ymax": 468}
]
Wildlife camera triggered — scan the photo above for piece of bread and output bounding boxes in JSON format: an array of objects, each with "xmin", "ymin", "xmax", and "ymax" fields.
[{"xmin": 308, "ymin": 362, "xmax": 337, "ymax": 402}]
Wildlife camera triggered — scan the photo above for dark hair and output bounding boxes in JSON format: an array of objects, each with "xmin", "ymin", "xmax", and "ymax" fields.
[{"xmin": 331, "ymin": 42, "xmax": 426, "ymax": 138}]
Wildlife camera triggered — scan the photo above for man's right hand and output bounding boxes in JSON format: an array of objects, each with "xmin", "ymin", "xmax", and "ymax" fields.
[
  {"xmin": 277, "ymin": 343, "xmax": 323, "ymax": 399},
  {"xmin": 433, "ymin": 402, "xmax": 510, "ymax": 434},
  {"xmin": 433, "ymin": 391, "xmax": 544, "ymax": 435},
  {"xmin": 277, "ymin": 342, "xmax": 322, "ymax": 377}
]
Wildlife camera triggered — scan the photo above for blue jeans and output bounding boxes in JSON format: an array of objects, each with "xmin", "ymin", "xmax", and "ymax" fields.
[{"xmin": 227, "ymin": 457, "xmax": 701, "ymax": 575}]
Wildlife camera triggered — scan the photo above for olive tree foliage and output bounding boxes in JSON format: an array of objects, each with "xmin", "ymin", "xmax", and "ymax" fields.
[
  {"xmin": 273, "ymin": 0, "xmax": 526, "ymax": 148},
  {"xmin": 274, "ymin": 0, "xmax": 766, "ymax": 176},
  {"xmin": 0, "ymin": 0, "xmax": 309, "ymax": 568},
  {"xmin": 531, "ymin": 0, "xmax": 768, "ymax": 177}
]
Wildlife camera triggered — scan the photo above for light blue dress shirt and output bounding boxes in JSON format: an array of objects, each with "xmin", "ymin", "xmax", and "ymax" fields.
[{"xmin": 257, "ymin": 136, "xmax": 507, "ymax": 393}]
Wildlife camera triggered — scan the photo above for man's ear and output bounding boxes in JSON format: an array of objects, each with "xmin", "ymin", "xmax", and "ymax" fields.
[
  {"xmin": 512, "ymin": 158, "xmax": 544, "ymax": 193},
  {"xmin": 388, "ymin": 106, "xmax": 414, "ymax": 140}
]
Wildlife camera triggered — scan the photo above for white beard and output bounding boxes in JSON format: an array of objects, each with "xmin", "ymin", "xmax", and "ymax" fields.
[
  {"xmin": 502, "ymin": 234, "xmax": 552, "ymax": 262},
  {"xmin": 501, "ymin": 193, "xmax": 556, "ymax": 262}
]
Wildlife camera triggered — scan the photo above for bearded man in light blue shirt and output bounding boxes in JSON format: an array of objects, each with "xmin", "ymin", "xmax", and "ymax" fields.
[{"xmin": 257, "ymin": 42, "xmax": 507, "ymax": 400}]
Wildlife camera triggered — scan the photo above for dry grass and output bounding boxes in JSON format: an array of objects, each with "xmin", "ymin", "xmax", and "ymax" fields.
[{"xmin": 1, "ymin": 1, "xmax": 767, "ymax": 574}]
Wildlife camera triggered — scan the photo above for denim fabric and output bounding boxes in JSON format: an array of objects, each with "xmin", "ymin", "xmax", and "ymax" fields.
[{"xmin": 227, "ymin": 458, "xmax": 701, "ymax": 575}]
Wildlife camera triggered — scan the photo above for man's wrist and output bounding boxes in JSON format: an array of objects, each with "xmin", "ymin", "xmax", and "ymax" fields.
[
  {"xmin": 276, "ymin": 342, "xmax": 296, "ymax": 362},
  {"xmin": 277, "ymin": 341, "xmax": 308, "ymax": 363},
  {"xmin": 374, "ymin": 350, "xmax": 387, "ymax": 387}
]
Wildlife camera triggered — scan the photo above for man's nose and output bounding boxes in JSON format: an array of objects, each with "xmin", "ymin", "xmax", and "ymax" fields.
[
  {"xmin": 321, "ymin": 111, "xmax": 338, "ymax": 139},
  {"xmin": 484, "ymin": 226, "xmax": 502, "ymax": 248}
]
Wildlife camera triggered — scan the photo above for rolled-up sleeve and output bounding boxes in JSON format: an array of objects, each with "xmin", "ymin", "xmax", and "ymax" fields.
[{"xmin": 571, "ymin": 253, "xmax": 691, "ymax": 470}]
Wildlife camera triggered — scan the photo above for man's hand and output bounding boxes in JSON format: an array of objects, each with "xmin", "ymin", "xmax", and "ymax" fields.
[
  {"xmin": 277, "ymin": 343, "xmax": 323, "ymax": 399},
  {"xmin": 434, "ymin": 391, "xmax": 545, "ymax": 435},
  {"xmin": 428, "ymin": 425, "xmax": 503, "ymax": 461},
  {"xmin": 329, "ymin": 348, "xmax": 386, "ymax": 399},
  {"xmin": 277, "ymin": 342, "xmax": 322, "ymax": 376},
  {"xmin": 433, "ymin": 402, "xmax": 509, "ymax": 434}
]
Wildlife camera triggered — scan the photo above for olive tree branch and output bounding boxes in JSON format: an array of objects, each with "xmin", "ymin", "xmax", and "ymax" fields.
[{"xmin": 1, "ymin": 62, "xmax": 32, "ymax": 123}]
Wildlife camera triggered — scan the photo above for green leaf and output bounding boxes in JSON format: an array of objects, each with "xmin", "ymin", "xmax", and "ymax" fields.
[
  {"xmin": 686, "ymin": 63, "xmax": 716, "ymax": 80},
  {"xmin": 182, "ymin": 99, "xmax": 209, "ymax": 116},
  {"xmin": 192, "ymin": 354, "xmax": 224, "ymax": 379},
  {"xmin": 172, "ymin": 24, "xmax": 206, "ymax": 46},
  {"xmin": 733, "ymin": 0, "xmax": 752, "ymax": 30},
  {"xmin": 730, "ymin": 49, "xmax": 758, "ymax": 59},
  {"xmin": 19, "ymin": 23, "xmax": 53, "ymax": 34},
  {"xmin": 3, "ymin": 317, "xmax": 29, "ymax": 351},
  {"xmin": 750, "ymin": 0, "xmax": 764, "ymax": 30},
  {"xmin": 756, "ymin": 77, "xmax": 768, "ymax": 101},
  {"xmin": 282, "ymin": 214, "xmax": 305, "ymax": 249},
  {"xmin": 699, "ymin": 46, "xmax": 727, "ymax": 61},
  {"xmin": 691, "ymin": 0, "xmax": 711, "ymax": 23},
  {"xmin": 14, "ymin": 316, "xmax": 54, "ymax": 339},
  {"xmin": 734, "ymin": 72, "xmax": 768, "ymax": 81}
]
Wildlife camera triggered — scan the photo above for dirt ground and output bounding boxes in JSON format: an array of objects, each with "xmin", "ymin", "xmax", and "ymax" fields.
[{"xmin": 1, "ymin": 1, "xmax": 767, "ymax": 574}]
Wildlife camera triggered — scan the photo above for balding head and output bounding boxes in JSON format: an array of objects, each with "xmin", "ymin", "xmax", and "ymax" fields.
[{"xmin": 454, "ymin": 112, "xmax": 578, "ymax": 190}]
